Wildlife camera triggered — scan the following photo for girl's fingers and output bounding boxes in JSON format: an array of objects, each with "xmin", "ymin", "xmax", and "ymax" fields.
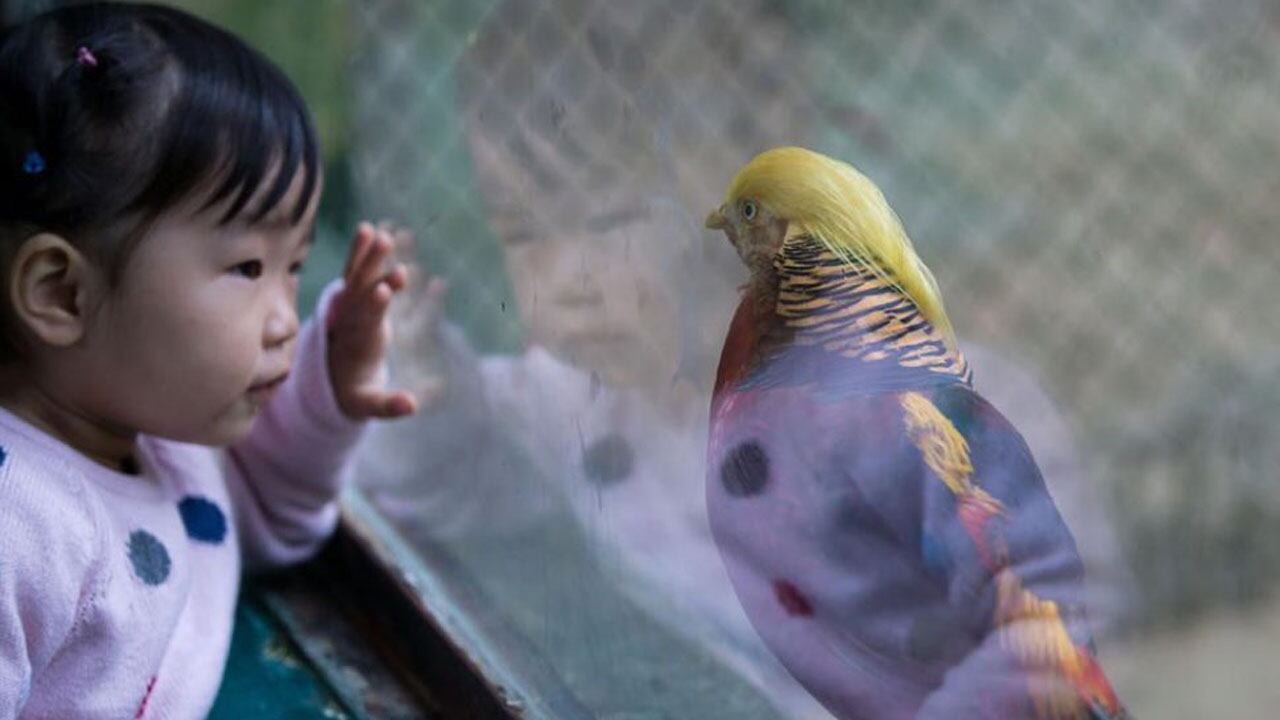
[
  {"xmin": 352, "ymin": 230, "xmax": 391, "ymax": 291},
  {"xmin": 333, "ymin": 273, "xmax": 414, "ymax": 354},
  {"xmin": 332, "ymin": 284, "xmax": 392, "ymax": 348},
  {"xmin": 333, "ymin": 222, "xmax": 435, "ymax": 421},
  {"xmin": 351, "ymin": 220, "xmax": 419, "ymax": 287},
  {"xmin": 382, "ymin": 390, "xmax": 418, "ymax": 418},
  {"xmin": 344, "ymin": 222, "xmax": 375, "ymax": 279},
  {"xmin": 362, "ymin": 283, "xmax": 394, "ymax": 328},
  {"xmin": 346, "ymin": 266, "xmax": 410, "ymax": 327},
  {"xmin": 348, "ymin": 223, "xmax": 397, "ymax": 289},
  {"xmin": 385, "ymin": 263, "xmax": 409, "ymax": 293},
  {"xmin": 349, "ymin": 388, "xmax": 418, "ymax": 419}
]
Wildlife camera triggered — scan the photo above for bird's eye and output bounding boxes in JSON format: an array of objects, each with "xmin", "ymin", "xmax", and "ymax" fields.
[{"xmin": 741, "ymin": 199, "xmax": 758, "ymax": 221}]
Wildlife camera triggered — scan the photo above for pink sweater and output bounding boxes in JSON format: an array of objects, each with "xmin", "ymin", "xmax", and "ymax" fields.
[{"xmin": 0, "ymin": 284, "xmax": 364, "ymax": 719}]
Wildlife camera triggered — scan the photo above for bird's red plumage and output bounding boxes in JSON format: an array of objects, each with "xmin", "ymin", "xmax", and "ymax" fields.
[{"xmin": 712, "ymin": 293, "xmax": 762, "ymax": 402}]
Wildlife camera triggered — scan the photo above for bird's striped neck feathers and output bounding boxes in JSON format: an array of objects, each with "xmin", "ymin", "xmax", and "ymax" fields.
[{"xmin": 724, "ymin": 235, "xmax": 971, "ymax": 395}]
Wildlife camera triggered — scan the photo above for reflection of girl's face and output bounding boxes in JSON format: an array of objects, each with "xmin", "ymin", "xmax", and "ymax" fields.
[
  {"xmin": 503, "ymin": 201, "xmax": 682, "ymax": 390},
  {"xmin": 470, "ymin": 132, "xmax": 682, "ymax": 389}
]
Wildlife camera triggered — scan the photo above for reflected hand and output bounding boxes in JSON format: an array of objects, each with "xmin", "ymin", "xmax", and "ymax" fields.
[
  {"xmin": 326, "ymin": 221, "xmax": 418, "ymax": 419},
  {"xmin": 385, "ymin": 223, "xmax": 449, "ymax": 410}
]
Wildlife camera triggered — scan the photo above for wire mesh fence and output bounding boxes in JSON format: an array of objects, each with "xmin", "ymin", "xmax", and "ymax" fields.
[
  {"xmin": 347, "ymin": 1, "xmax": 1280, "ymax": 716},
  {"xmin": 9, "ymin": 0, "xmax": 1277, "ymax": 716},
  {"xmin": 352, "ymin": 0, "xmax": 1280, "ymax": 624}
]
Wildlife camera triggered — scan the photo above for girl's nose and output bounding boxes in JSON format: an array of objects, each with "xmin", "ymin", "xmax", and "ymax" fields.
[
  {"xmin": 263, "ymin": 291, "xmax": 299, "ymax": 349},
  {"xmin": 550, "ymin": 244, "xmax": 605, "ymax": 306}
]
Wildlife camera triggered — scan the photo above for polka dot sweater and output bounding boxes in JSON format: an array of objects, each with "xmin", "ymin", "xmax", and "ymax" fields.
[{"xmin": 0, "ymin": 283, "xmax": 364, "ymax": 719}]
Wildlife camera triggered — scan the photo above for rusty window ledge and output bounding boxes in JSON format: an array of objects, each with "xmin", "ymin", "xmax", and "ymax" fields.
[{"xmin": 258, "ymin": 488, "xmax": 596, "ymax": 720}]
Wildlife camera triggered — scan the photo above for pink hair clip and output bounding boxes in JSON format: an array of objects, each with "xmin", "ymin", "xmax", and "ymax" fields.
[{"xmin": 75, "ymin": 46, "xmax": 98, "ymax": 68}]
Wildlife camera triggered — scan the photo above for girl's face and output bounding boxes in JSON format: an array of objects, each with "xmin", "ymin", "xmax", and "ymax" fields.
[
  {"xmin": 495, "ymin": 195, "xmax": 684, "ymax": 390},
  {"xmin": 73, "ymin": 171, "xmax": 318, "ymax": 446},
  {"xmin": 469, "ymin": 131, "xmax": 683, "ymax": 390}
]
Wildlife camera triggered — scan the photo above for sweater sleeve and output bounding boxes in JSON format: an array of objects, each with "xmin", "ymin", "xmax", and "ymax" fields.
[
  {"xmin": 356, "ymin": 323, "xmax": 566, "ymax": 542},
  {"xmin": 226, "ymin": 281, "xmax": 366, "ymax": 571},
  {"xmin": 0, "ymin": 457, "xmax": 105, "ymax": 718}
]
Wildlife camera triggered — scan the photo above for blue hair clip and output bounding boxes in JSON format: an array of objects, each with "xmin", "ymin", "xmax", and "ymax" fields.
[{"xmin": 22, "ymin": 150, "xmax": 45, "ymax": 175}]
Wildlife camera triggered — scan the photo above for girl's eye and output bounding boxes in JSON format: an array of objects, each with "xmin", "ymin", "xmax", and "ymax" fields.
[
  {"xmin": 741, "ymin": 199, "xmax": 757, "ymax": 221},
  {"xmin": 288, "ymin": 260, "xmax": 305, "ymax": 276},
  {"xmin": 232, "ymin": 260, "xmax": 263, "ymax": 279}
]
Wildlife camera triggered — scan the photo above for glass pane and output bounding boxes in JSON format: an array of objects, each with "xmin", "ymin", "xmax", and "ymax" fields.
[{"xmin": 185, "ymin": 0, "xmax": 1280, "ymax": 717}]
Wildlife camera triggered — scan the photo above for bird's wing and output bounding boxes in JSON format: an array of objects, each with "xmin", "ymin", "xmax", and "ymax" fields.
[{"xmin": 900, "ymin": 384, "xmax": 1126, "ymax": 719}]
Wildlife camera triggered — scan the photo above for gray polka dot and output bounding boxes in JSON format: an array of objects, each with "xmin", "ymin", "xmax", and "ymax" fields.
[
  {"xmin": 907, "ymin": 607, "xmax": 976, "ymax": 664},
  {"xmin": 721, "ymin": 440, "xmax": 770, "ymax": 497},
  {"xmin": 127, "ymin": 530, "xmax": 171, "ymax": 586},
  {"xmin": 582, "ymin": 434, "xmax": 634, "ymax": 486}
]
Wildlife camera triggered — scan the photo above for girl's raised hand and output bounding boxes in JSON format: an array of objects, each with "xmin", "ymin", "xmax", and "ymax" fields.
[{"xmin": 326, "ymin": 222, "xmax": 418, "ymax": 419}]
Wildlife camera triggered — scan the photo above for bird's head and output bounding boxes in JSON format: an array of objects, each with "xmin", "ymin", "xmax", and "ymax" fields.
[
  {"xmin": 705, "ymin": 146, "xmax": 954, "ymax": 341},
  {"xmin": 704, "ymin": 182, "xmax": 790, "ymax": 275}
]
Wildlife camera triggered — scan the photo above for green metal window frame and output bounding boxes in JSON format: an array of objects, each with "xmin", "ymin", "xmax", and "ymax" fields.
[{"xmin": 227, "ymin": 487, "xmax": 605, "ymax": 720}]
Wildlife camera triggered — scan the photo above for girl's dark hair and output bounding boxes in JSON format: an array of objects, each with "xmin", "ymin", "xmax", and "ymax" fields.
[{"xmin": 0, "ymin": 1, "xmax": 320, "ymax": 276}]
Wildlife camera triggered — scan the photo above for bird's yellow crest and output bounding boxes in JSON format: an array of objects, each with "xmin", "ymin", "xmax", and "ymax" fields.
[{"xmin": 723, "ymin": 146, "xmax": 955, "ymax": 342}]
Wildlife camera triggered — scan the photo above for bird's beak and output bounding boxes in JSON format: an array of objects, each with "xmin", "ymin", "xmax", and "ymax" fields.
[{"xmin": 704, "ymin": 206, "xmax": 728, "ymax": 230}]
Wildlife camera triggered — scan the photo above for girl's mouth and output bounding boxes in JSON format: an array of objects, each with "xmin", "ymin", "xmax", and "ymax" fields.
[{"xmin": 247, "ymin": 373, "xmax": 288, "ymax": 403}]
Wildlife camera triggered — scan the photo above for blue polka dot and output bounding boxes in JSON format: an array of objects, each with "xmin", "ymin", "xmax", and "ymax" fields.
[
  {"xmin": 0, "ymin": 444, "xmax": 6, "ymax": 467},
  {"xmin": 127, "ymin": 530, "xmax": 170, "ymax": 586},
  {"xmin": 581, "ymin": 434, "xmax": 634, "ymax": 487},
  {"xmin": 178, "ymin": 495, "xmax": 227, "ymax": 544}
]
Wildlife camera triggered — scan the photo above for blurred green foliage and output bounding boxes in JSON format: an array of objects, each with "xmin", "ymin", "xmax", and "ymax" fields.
[{"xmin": 167, "ymin": 0, "xmax": 352, "ymax": 162}]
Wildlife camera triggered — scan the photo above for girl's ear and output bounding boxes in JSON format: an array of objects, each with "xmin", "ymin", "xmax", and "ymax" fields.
[{"xmin": 8, "ymin": 233, "xmax": 102, "ymax": 347}]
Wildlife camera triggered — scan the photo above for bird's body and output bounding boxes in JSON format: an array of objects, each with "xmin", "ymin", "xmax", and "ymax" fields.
[{"xmin": 705, "ymin": 148, "xmax": 1126, "ymax": 719}]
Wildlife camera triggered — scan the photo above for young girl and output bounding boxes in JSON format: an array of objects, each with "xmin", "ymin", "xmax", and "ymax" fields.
[{"xmin": 0, "ymin": 4, "xmax": 415, "ymax": 717}]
